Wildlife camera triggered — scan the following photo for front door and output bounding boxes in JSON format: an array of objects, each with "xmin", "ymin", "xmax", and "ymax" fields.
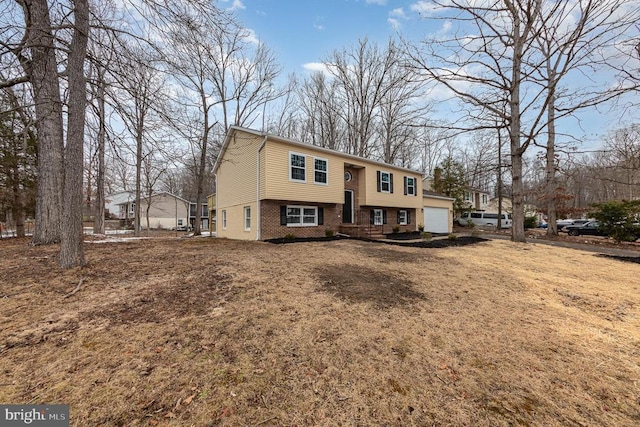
[{"xmin": 343, "ymin": 190, "xmax": 354, "ymax": 223}]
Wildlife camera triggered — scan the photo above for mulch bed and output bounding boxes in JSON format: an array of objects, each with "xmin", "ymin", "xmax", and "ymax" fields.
[
  {"xmin": 597, "ymin": 254, "xmax": 640, "ymax": 264},
  {"xmin": 267, "ymin": 235, "xmax": 488, "ymax": 248}
]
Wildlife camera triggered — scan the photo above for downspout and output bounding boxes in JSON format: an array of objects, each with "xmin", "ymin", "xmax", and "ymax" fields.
[
  {"xmin": 256, "ymin": 135, "xmax": 268, "ymax": 240},
  {"xmin": 213, "ymin": 173, "xmax": 217, "ymax": 235}
]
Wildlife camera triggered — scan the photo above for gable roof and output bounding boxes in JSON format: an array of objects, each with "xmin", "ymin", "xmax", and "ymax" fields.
[
  {"xmin": 423, "ymin": 190, "xmax": 455, "ymax": 201},
  {"xmin": 214, "ymin": 126, "xmax": 423, "ymax": 176},
  {"xmin": 113, "ymin": 191, "xmax": 189, "ymax": 206}
]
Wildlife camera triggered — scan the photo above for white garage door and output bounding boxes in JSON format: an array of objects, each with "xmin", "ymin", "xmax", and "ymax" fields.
[{"xmin": 423, "ymin": 207, "xmax": 449, "ymax": 233}]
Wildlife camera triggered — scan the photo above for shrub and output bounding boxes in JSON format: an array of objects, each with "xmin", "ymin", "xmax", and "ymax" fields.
[
  {"xmin": 421, "ymin": 232, "xmax": 432, "ymax": 241},
  {"xmin": 284, "ymin": 233, "xmax": 296, "ymax": 240},
  {"xmin": 392, "ymin": 225, "xmax": 400, "ymax": 233},
  {"xmin": 448, "ymin": 233, "xmax": 458, "ymax": 240},
  {"xmin": 524, "ymin": 215, "xmax": 538, "ymax": 229},
  {"xmin": 325, "ymin": 229, "xmax": 334, "ymax": 237},
  {"xmin": 590, "ymin": 200, "xmax": 640, "ymax": 243},
  {"xmin": 418, "ymin": 223, "xmax": 425, "ymax": 232}
]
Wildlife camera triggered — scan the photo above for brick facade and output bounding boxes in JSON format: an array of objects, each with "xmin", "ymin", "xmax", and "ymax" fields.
[
  {"xmin": 260, "ymin": 200, "xmax": 342, "ymax": 239},
  {"xmin": 360, "ymin": 206, "xmax": 417, "ymax": 234}
]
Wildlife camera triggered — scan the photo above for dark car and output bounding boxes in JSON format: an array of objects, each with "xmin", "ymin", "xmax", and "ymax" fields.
[
  {"xmin": 565, "ymin": 221, "xmax": 606, "ymax": 237},
  {"xmin": 557, "ymin": 218, "xmax": 590, "ymax": 232}
]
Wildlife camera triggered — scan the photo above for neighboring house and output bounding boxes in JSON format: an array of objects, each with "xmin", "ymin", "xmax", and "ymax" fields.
[
  {"xmin": 463, "ymin": 187, "xmax": 491, "ymax": 211},
  {"xmin": 115, "ymin": 191, "xmax": 189, "ymax": 230},
  {"xmin": 105, "ymin": 191, "xmax": 134, "ymax": 219},
  {"xmin": 189, "ymin": 201, "xmax": 209, "ymax": 230},
  {"xmin": 485, "ymin": 196, "xmax": 512, "ymax": 213},
  {"xmin": 213, "ymin": 126, "xmax": 425, "ymax": 240}
]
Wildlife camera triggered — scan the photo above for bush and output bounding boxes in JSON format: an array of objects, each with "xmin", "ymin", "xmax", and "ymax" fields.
[
  {"xmin": 590, "ymin": 200, "xmax": 640, "ymax": 243},
  {"xmin": 392, "ymin": 225, "xmax": 400, "ymax": 233},
  {"xmin": 448, "ymin": 233, "xmax": 458, "ymax": 240},
  {"xmin": 421, "ymin": 232, "xmax": 432, "ymax": 241},
  {"xmin": 418, "ymin": 223, "xmax": 425, "ymax": 232},
  {"xmin": 325, "ymin": 229, "xmax": 334, "ymax": 237},
  {"xmin": 284, "ymin": 233, "xmax": 296, "ymax": 240},
  {"xmin": 524, "ymin": 215, "xmax": 538, "ymax": 229}
]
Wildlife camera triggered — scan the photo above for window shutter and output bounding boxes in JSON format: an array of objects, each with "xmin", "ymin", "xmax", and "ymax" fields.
[
  {"xmin": 407, "ymin": 211, "xmax": 411, "ymax": 224},
  {"xmin": 404, "ymin": 177, "xmax": 408, "ymax": 195},
  {"xmin": 397, "ymin": 211, "xmax": 400, "ymax": 224},
  {"xmin": 376, "ymin": 171, "xmax": 381, "ymax": 192},
  {"xmin": 280, "ymin": 206, "xmax": 287, "ymax": 225},
  {"xmin": 370, "ymin": 209, "xmax": 374, "ymax": 224},
  {"xmin": 383, "ymin": 210, "xmax": 387, "ymax": 224},
  {"xmin": 318, "ymin": 207, "xmax": 324, "ymax": 225},
  {"xmin": 390, "ymin": 174, "xmax": 394, "ymax": 193}
]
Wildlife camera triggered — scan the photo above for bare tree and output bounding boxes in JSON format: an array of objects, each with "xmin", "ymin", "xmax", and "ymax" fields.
[
  {"xmin": 407, "ymin": 0, "xmax": 640, "ymax": 242},
  {"xmin": 164, "ymin": 5, "xmax": 281, "ymax": 235}
]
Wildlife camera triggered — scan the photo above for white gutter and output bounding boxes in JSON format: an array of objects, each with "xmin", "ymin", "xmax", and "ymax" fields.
[{"xmin": 256, "ymin": 135, "xmax": 268, "ymax": 240}]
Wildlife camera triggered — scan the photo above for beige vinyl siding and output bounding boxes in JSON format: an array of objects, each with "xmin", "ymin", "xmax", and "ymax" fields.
[
  {"xmin": 139, "ymin": 193, "xmax": 188, "ymax": 229},
  {"xmin": 216, "ymin": 132, "xmax": 264, "ymax": 239},
  {"xmin": 363, "ymin": 167, "xmax": 423, "ymax": 209},
  {"xmin": 262, "ymin": 140, "xmax": 343, "ymax": 204},
  {"xmin": 219, "ymin": 202, "xmax": 257, "ymax": 240},
  {"xmin": 423, "ymin": 196, "xmax": 453, "ymax": 210}
]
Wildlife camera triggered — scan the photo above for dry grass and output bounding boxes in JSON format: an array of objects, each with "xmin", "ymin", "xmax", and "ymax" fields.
[{"xmin": 1, "ymin": 236, "xmax": 639, "ymax": 426}]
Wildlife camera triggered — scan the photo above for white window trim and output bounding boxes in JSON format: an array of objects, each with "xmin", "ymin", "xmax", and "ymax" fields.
[
  {"xmin": 380, "ymin": 171, "xmax": 391, "ymax": 193},
  {"xmin": 286, "ymin": 205, "xmax": 318, "ymax": 227},
  {"xmin": 313, "ymin": 156, "xmax": 329, "ymax": 185},
  {"xmin": 406, "ymin": 177, "xmax": 416, "ymax": 196},
  {"xmin": 289, "ymin": 151, "xmax": 307, "ymax": 183},
  {"xmin": 244, "ymin": 206, "xmax": 251, "ymax": 231},
  {"xmin": 399, "ymin": 210, "xmax": 408, "ymax": 225},
  {"xmin": 222, "ymin": 210, "xmax": 227, "ymax": 230}
]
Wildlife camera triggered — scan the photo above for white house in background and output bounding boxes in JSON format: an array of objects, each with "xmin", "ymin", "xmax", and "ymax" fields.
[
  {"xmin": 115, "ymin": 191, "xmax": 190, "ymax": 230},
  {"xmin": 105, "ymin": 191, "xmax": 134, "ymax": 219}
]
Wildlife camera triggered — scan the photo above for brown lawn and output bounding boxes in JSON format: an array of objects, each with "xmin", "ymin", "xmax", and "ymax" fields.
[{"xmin": 0, "ymin": 236, "xmax": 639, "ymax": 426}]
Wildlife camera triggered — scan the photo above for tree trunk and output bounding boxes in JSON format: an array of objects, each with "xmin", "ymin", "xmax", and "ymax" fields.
[
  {"xmin": 545, "ymin": 62, "xmax": 558, "ymax": 236},
  {"xmin": 509, "ymin": 9, "xmax": 526, "ymax": 243},
  {"xmin": 93, "ymin": 70, "xmax": 106, "ymax": 235},
  {"xmin": 134, "ymin": 123, "xmax": 143, "ymax": 236},
  {"xmin": 21, "ymin": 0, "xmax": 64, "ymax": 245},
  {"xmin": 59, "ymin": 0, "xmax": 89, "ymax": 268}
]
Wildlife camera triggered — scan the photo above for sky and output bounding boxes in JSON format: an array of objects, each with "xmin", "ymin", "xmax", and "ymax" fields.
[
  {"xmin": 222, "ymin": 0, "xmax": 640, "ymax": 151},
  {"xmin": 225, "ymin": 0, "xmax": 436, "ymax": 76}
]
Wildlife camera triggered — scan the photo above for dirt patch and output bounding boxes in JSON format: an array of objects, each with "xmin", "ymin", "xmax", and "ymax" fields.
[
  {"xmin": 316, "ymin": 264, "xmax": 426, "ymax": 308},
  {"xmin": 85, "ymin": 270, "xmax": 235, "ymax": 325}
]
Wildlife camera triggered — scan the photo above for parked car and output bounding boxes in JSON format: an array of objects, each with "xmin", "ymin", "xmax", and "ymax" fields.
[
  {"xmin": 556, "ymin": 218, "xmax": 590, "ymax": 232},
  {"xmin": 457, "ymin": 211, "xmax": 512, "ymax": 228},
  {"xmin": 565, "ymin": 221, "xmax": 606, "ymax": 237}
]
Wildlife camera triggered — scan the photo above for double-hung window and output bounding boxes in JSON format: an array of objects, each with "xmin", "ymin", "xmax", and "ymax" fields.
[
  {"xmin": 287, "ymin": 206, "xmax": 317, "ymax": 226},
  {"xmin": 314, "ymin": 157, "xmax": 328, "ymax": 185},
  {"xmin": 404, "ymin": 177, "xmax": 416, "ymax": 196},
  {"xmin": 398, "ymin": 210, "xmax": 408, "ymax": 225},
  {"xmin": 244, "ymin": 207, "xmax": 251, "ymax": 231},
  {"xmin": 289, "ymin": 152, "xmax": 306, "ymax": 182},
  {"xmin": 377, "ymin": 171, "xmax": 392, "ymax": 193}
]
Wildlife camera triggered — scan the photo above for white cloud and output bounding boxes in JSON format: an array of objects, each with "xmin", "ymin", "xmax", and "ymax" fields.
[
  {"xmin": 366, "ymin": 0, "xmax": 388, "ymax": 5},
  {"xmin": 243, "ymin": 28, "xmax": 260, "ymax": 44},
  {"xmin": 389, "ymin": 8, "xmax": 406, "ymax": 18},
  {"xmin": 314, "ymin": 23, "xmax": 325, "ymax": 30},
  {"xmin": 220, "ymin": 0, "xmax": 245, "ymax": 11},
  {"xmin": 302, "ymin": 62, "xmax": 328, "ymax": 73},
  {"xmin": 388, "ymin": 18, "xmax": 401, "ymax": 30},
  {"xmin": 410, "ymin": 0, "xmax": 447, "ymax": 16}
]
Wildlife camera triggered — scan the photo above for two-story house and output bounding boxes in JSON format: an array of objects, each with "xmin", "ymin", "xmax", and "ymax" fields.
[{"xmin": 213, "ymin": 126, "xmax": 425, "ymax": 240}]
